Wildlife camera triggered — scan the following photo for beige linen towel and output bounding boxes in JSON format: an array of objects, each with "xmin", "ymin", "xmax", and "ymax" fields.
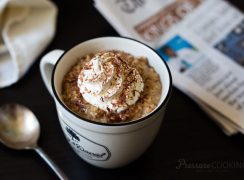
[{"xmin": 0, "ymin": 0, "xmax": 57, "ymax": 88}]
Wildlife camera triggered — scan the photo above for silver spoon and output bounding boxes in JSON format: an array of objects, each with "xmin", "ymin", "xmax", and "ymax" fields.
[{"xmin": 0, "ymin": 103, "xmax": 68, "ymax": 180}]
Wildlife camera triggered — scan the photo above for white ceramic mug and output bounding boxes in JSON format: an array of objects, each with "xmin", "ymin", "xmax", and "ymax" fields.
[{"xmin": 40, "ymin": 37, "xmax": 172, "ymax": 168}]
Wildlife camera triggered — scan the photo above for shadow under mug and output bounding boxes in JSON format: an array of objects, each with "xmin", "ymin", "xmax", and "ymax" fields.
[{"xmin": 40, "ymin": 37, "xmax": 172, "ymax": 168}]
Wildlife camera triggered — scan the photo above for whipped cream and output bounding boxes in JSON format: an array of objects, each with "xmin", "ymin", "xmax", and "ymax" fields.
[{"xmin": 77, "ymin": 51, "xmax": 144, "ymax": 113}]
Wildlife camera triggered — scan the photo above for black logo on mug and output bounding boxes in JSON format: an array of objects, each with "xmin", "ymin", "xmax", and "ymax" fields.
[{"xmin": 64, "ymin": 125, "xmax": 111, "ymax": 161}]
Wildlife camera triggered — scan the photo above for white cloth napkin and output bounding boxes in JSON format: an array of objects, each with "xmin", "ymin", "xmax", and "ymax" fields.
[{"xmin": 0, "ymin": 0, "xmax": 57, "ymax": 88}]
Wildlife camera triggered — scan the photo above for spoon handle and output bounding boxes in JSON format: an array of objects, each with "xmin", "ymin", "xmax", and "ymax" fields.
[{"xmin": 34, "ymin": 147, "xmax": 68, "ymax": 180}]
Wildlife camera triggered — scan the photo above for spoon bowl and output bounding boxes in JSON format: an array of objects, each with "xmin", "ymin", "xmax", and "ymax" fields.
[
  {"xmin": 0, "ymin": 104, "xmax": 40, "ymax": 149},
  {"xmin": 0, "ymin": 103, "xmax": 67, "ymax": 180}
]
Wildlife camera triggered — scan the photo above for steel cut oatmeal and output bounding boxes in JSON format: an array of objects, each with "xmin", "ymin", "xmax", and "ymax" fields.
[{"xmin": 62, "ymin": 50, "xmax": 162, "ymax": 123}]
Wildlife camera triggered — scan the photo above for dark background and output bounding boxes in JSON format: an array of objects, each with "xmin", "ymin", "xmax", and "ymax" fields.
[{"xmin": 1, "ymin": 0, "xmax": 244, "ymax": 179}]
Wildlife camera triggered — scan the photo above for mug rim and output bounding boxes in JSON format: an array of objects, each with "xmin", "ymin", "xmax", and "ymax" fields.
[{"xmin": 51, "ymin": 36, "xmax": 172, "ymax": 127}]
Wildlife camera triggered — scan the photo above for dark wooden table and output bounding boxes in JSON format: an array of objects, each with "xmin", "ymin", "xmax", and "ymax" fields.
[{"xmin": 1, "ymin": 1, "xmax": 244, "ymax": 179}]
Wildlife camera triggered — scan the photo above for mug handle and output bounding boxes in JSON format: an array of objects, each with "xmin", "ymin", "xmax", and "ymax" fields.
[{"xmin": 40, "ymin": 50, "xmax": 64, "ymax": 97}]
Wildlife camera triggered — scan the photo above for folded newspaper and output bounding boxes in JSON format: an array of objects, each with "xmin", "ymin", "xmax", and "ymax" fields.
[{"xmin": 94, "ymin": 0, "xmax": 244, "ymax": 136}]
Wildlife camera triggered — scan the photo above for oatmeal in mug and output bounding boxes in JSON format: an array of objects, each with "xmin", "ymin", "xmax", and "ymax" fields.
[
  {"xmin": 62, "ymin": 50, "xmax": 162, "ymax": 123},
  {"xmin": 40, "ymin": 37, "xmax": 172, "ymax": 168}
]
